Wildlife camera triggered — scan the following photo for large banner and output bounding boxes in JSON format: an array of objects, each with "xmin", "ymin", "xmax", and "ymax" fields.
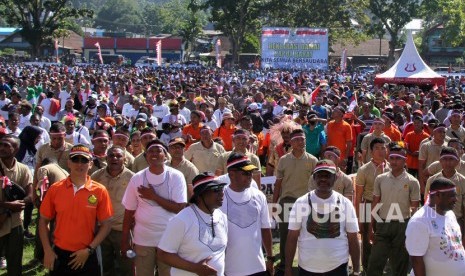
[{"xmin": 261, "ymin": 27, "xmax": 328, "ymax": 70}]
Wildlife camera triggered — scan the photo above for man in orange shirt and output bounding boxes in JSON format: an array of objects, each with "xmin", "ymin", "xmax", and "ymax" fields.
[
  {"xmin": 326, "ymin": 106, "xmax": 353, "ymax": 169},
  {"xmin": 382, "ymin": 112, "xmax": 402, "ymax": 142},
  {"xmin": 39, "ymin": 144, "xmax": 113, "ymax": 275},
  {"xmin": 404, "ymin": 116, "xmax": 430, "ymax": 178}
]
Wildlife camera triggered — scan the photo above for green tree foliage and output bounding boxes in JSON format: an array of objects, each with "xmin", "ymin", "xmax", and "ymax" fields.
[
  {"xmin": 367, "ymin": 0, "xmax": 420, "ymax": 66},
  {"xmin": 190, "ymin": 0, "xmax": 263, "ymax": 66},
  {"xmin": 0, "ymin": 0, "xmax": 92, "ymax": 57},
  {"xmin": 178, "ymin": 11, "xmax": 204, "ymax": 61},
  {"xmin": 420, "ymin": 0, "xmax": 465, "ymax": 47},
  {"xmin": 264, "ymin": 0, "xmax": 369, "ymax": 45},
  {"xmin": 94, "ymin": 0, "xmax": 144, "ymax": 33}
]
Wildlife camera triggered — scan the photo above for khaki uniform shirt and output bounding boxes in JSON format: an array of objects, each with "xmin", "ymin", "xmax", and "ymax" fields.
[
  {"xmin": 308, "ymin": 169, "xmax": 354, "ymax": 198},
  {"xmin": 425, "ymin": 171, "xmax": 465, "ymax": 218},
  {"xmin": 373, "ymin": 170, "xmax": 420, "ymax": 220},
  {"xmin": 37, "ymin": 163, "xmax": 69, "ymax": 189},
  {"xmin": 0, "ymin": 159, "xmax": 32, "ymax": 237},
  {"xmin": 216, "ymin": 149, "xmax": 261, "ymax": 173},
  {"xmin": 419, "ymin": 140, "xmax": 447, "ymax": 167},
  {"xmin": 132, "ymin": 153, "xmax": 148, "ymax": 173},
  {"xmin": 167, "ymin": 158, "xmax": 199, "ymax": 185},
  {"xmin": 361, "ymin": 132, "xmax": 391, "ymax": 164},
  {"xmin": 91, "ymin": 167, "xmax": 134, "ymax": 231},
  {"xmin": 427, "ymin": 160, "xmax": 465, "ymax": 177},
  {"xmin": 36, "ymin": 142, "xmax": 73, "ymax": 172},
  {"xmin": 446, "ymin": 125, "xmax": 465, "ymax": 142},
  {"xmin": 276, "ymin": 152, "xmax": 318, "ymax": 200},
  {"xmin": 356, "ymin": 160, "xmax": 390, "ymax": 202},
  {"xmin": 184, "ymin": 141, "xmax": 225, "ymax": 173},
  {"xmin": 124, "ymin": 150, "xmax": 135, "ymax": 170}
]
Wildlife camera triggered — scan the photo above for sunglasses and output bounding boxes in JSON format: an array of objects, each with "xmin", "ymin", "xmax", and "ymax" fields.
[
  {"xmin": 70, "ymin": 156, "xmax": 91, "ymax": 164},
  {"xmin": 208, "ymin": 186, "xmax": 225, "ymax": 193}
]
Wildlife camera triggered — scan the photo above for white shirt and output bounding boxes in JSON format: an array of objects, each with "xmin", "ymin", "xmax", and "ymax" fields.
[
  {"xmin": 19, "ymin": 113, "xmax": 31, "ymax": 130},
  {"xmin": 158, "ymin": 206, "xmax": 228, "ymax": 276},
  {"xmin": 288, "ymin": 191, "xmax": 359, "ymax": 273},
  {"xmin": 122, "ymin": 166, "xmax": 187, "ymax": 247},
  {"xmin": 220, "ymin": 186, "xmax": 271, "ymax": 276},
  {"xmin": 179, "ymin": 107, "xmax": 191, "ymax": 124},
  {"xmin": 121, "ymin": 103, "xmax": 134, "ymax": 118},
  {"xmin": 273, "ymin": 105, "xmax": 287, "ymax": 117},
  {"xmin": 40, "ymin": 116, "xmax": 51, "ymax": 132},
  {"xmin": 153, "ymin": 104, "xmax": 170, "ymax": 130},
  {"xmin": 58, "ymin": 90, "xmax": 71, "ymax": 109},
  {"xmin": 205, "ymin": 118, "xmax": 219, "ymax": 132},
  {"xmin": 406, "ymin": 205, "xmax": 465, "ymax": 276},
  {"xmin": 161, "ymin": 114, "xmax": 187, "ymax": 126},
  {"xmin": 40, "ymin": 98, "xmax": 58, "ymax": 122},
  {"xmin": 0, "ymin": 98, "xmax": 11, "ymax": 119},
  {"xmin": 213, "ymin": 108, "xmax": 232, "ymax": 124}
]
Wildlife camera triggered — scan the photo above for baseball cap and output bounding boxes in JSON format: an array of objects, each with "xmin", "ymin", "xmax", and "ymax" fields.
[
  {"xmin": 136, "ymin": 113, "xmax": 148, "ymax": 122},
  {"xmin": 313, "ymin": 159, "xmax": 337, "ymax": 174},
  {"xmin": 226, "ymin": 153, "xmax": 258, "ymax": 172},
  {"xmin": 69, "ymin": 144, "xmax": 93, "ymax": 160},
  {"xmin": 169, "ymin": 137, "xmax": 186, "ymax": 147}
]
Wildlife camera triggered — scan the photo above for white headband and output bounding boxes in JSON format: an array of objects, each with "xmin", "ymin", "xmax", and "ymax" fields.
[
  {"xmin": 440, "ymin": 154, "xmax": 459, "ymax": 161},
  {"xmin": 429, "ymin": 187, "xmax": 456, "ymax": 195},
  {"xmin": 389, "ymin": 153, "xmax": 407, "ymax": 159}
]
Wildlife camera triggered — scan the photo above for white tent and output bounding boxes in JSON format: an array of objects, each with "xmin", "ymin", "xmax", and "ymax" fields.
[{"xmin": 374, "ymin": 32, "xmax": 446, "ymax": 87}]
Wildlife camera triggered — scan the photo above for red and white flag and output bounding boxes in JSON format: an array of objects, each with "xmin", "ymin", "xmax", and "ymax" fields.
[
  {"xmin": 340, "ymin": 48, "xmax": 347, "ymax": 72},
  {"xmin": 40, "ymin": 176, "xmax": 49, "ymax": 201},
  {"xmin": 54, "ymin": 39, "xmax": 59, "ymax": 63},
  {"xmin": 156, "ymin": 40, "xmax": 162, "ymax": 66},
  {"xmin": 94, "ymin": 42, "xmax": 103, "ymax": 64},
  {"xmin": 216, "ymin": 39, "xmax": 221, "ymax": 68}
]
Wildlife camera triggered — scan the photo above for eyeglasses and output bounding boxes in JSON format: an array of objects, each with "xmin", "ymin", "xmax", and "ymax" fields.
[
  {"xmin": 70, "ymin": 156, "xmax": 91, "ymax": 164},
  {"xmin": 232, "ymin": 169, "xmax": 253, "ymax": 176}
]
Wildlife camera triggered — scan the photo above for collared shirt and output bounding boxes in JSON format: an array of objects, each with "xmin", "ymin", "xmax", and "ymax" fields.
[
  {"xmin": 216, "ymin": 149, "xmax": 261, "ymax": 174},
  {"xmin": 167, "ymin": 158, "xmax": 198, "ymax": 187},
  {"xmin": 426, "ymin": 171, "xmax": 465, "ymax": 218},
  {"xmin": 40, "ymin": 176, "xmax": 114, "ymax": 251},
  {"xmin": 184, "ymin": 141, "xmax": 225, "ymax": 173},
  {"xmin": 373, "ymin": 170, "xmax": 420, "ymax": 220},
  {"xmin": 276, "ymin": 151, "xmax": 318, "ymax": 200},
  {"xmin": 356, "ymin": 160, "xmax": 390, "ymax": 201},
  {"xmin": 419, "ymin": 140, "xmax": 447, "ymax": 167},
  {"xmin": 0, "ymin": 159, "xmax": 32, "ymax": 237},
  {"xmin": 92, "ymin": 167, "xmax": 134, "ymax": 231}
]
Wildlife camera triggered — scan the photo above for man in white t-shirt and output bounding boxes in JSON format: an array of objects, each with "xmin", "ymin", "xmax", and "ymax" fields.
[
  {"xmin": 406, "ymin": 178, "xmax": 465, "ymax": 276},
  {"xmin": 220, "ymin": 153, "xmax": 273, "ymax": 276},
  {"xmin": 121, "ymin": 140, "xmax": 187, "ymax": 276},
  {"xmin": 153, "ymin": 95, "xmax": 170, "ymax": 130},
  {"xmin": 285, "ymin": 160, "xmax": 361, "ymax": 275},
  {"xmin": 158, "ymin": 172, "xmax": 228, "ymax": 276}
]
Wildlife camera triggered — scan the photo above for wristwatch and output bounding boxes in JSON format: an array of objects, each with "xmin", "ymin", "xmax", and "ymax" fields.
[{"xmin": 87, "ymin": 245, "xmax": 95, "ymax": 255}]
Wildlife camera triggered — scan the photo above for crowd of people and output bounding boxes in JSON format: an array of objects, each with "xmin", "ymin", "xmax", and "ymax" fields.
[{"xmin": 0, "ymin": 62, "xmax": 464, "ymax": 275}]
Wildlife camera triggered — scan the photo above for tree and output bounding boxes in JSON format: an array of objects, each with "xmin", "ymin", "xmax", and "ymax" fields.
[
  {"xmin": 94, "ymin": 0, "xmax": 144, "ymax": 33},
  {"xmin": 178, "ymin": 11, "xmax": 204, "ymax": 61},
  {"xmin": 190, "ymin": 0, "xmax": 264, "ymax": 66},
  {"xmin": 367, "ymin": 0, "xmax": 420, "ymax": 66},
  {"xmin": 420, "ymin": 0, "xmax": 465, "ymax": 47},
  {"xmin": 0, "ymin": 0, "xmax": 92, "ymax": 57},
  {"xmin": 264, "ymin": 0, "xmax": 369, "ymax": 45}
]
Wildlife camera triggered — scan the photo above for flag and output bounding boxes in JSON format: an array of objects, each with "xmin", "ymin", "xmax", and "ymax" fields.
[
  {"xmin": 308, "ymin": 80, "xmax": 328, "ymax": 105},
  {"xmin": 156, "ymin": 40, "xmax": 162, "ymax": 66},
  {"xmin": 216, "ymin": 39, "xmax": 221, "ymax": 68},
  {"xmin": 54, "ymin": 39, "xmax": 59, "ymax": 63},
  {"xmin": 94, "ymin": 42, "xmax": 103, "ymax": 64},
  {"xmin": 340, "ymin": 48, "xmax": 347, "ymax": 72}
]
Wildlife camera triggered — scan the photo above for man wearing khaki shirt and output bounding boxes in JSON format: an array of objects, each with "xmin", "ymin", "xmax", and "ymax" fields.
[
  {"xmin": 418, "ymin": 124, "xmax": 447, "ymax": 197},
  {"xmin": 184, "ymin": 125, "xmax": 225, "ymax": 172},
  {"xmin": 91, "ymin": 146, "xmax": 134, "ymax": 276},
  {"xmin": 167, "ymin": 138, "xmax": 198, "ymax": 200},
  {"xmin": 355, "ymin": 137, "xmax": 389, "ymax": 272},
  {"xmin": 367, "ymin": 144, "xmax": 420, "ymax": 275},
  {"xmin": 0, "ymin": 134, "xmax": 33, "ymax": 275},
  {"xmin": 425, "ymin": 147, "xmax": 465, "ymax": 233},
  {"xmin": 272, "ymin": 129, "xmax": 318, "ymax": 274}
]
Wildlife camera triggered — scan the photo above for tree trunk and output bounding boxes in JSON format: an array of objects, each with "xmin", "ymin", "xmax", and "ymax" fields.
[
  {"xmin": 388, "ymin": 36, "xmax": 397, "ymax": 67},
  {"xmin": 20, "ymin": 29, "xmax": 44, "ymax": 58}
]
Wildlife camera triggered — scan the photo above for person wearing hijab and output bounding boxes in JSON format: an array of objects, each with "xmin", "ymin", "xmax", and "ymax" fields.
[
  {"xmin": 158, "ymin": 172, "xmax": 228, "ymax": 275},
  {"xmin": 16, "ymin": 125, "xmax": 42, "ymax": 239}
]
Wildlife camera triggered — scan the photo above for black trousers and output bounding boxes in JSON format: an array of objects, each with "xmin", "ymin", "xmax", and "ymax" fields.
[{"xmin": 51, "ymin": 246, "xmax": 100, "ymax": 276}]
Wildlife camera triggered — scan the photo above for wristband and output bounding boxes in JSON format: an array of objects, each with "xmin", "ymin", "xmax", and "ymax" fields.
[{"xmin": 87, "ymin": 245, "xmax": 95, "ymax": 255}]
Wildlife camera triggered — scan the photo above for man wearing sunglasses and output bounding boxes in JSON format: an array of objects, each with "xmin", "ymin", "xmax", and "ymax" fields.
[
  {"xmin": 221, "ymin": 153, "xmax": 274, "ymax": 276},
  {"xmin": 39, "ymin": 144, "xmax": 114, "ymax": 275}
]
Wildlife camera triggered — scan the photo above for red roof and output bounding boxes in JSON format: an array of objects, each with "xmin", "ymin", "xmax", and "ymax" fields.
[{"xmin": 84, "ymin": 37, "xmax": 182, "ymax": 50}]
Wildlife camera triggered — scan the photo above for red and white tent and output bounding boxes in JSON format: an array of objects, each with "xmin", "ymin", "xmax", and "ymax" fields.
[{"xmin": 374, "ymin": 32, "xmax": 446, "ymax": 87}]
